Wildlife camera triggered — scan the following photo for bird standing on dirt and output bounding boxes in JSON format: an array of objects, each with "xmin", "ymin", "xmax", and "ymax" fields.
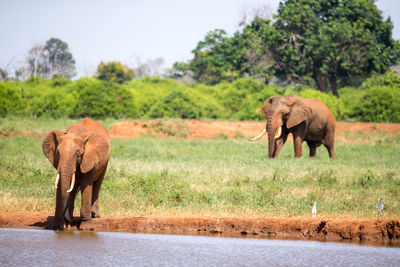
[
  {"xmin": 377, "ymin": 193, "xmax": 384, "ymax": 216},
  {"xmin": 312, "ymin": 202, "xmax": 317, "ymax": 218}
]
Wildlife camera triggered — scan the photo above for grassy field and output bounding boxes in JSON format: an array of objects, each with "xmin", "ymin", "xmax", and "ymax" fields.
[{"xmin": 0, "ymin": 117, "xmax": 399, "ymax": 219}]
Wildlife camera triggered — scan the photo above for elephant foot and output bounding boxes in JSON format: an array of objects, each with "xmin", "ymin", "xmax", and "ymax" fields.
[
  {"xmin": 54, "ymin": 219, "xmax": 65, "ymax": 231},
  {"xmin": 79, "ymin": 219, "xmax": 94, "ymax": 231},
  {"xmin": 91, "ymin": 211, "xmax": 100, "ymax": 218}
]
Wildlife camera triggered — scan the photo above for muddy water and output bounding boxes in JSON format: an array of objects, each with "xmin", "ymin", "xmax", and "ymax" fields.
[{"xmin": 0, "ymin": 228, "xmax": 399, "ymax": 267}]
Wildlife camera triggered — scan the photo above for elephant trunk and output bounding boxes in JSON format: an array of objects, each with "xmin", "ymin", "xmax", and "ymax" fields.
[
  {"xmin": 55, "ymin": 158, "xmax": 76, "ymax": 229},
  {"xmin": 267, "ymin": 115, "xmax": 281, "ymax": 158}
]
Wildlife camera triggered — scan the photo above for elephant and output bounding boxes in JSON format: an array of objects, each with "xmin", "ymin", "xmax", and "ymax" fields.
[
  {"xmin": 42, "ymin": 118, "xmax": 110, "ymax": 230},
  {"xmin": 249, "ymin": 95, "xmax": 336, "ymax": 158}
]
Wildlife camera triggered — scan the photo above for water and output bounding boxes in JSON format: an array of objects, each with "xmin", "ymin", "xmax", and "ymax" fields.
[{"xmin": 0, "ymin": 228, "xmax": 399, "ymax": 267}]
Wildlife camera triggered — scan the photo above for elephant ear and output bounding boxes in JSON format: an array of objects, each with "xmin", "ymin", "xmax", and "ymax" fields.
[
  {"xmin": 286, "ymin": 100, "xmax": 312, "ymax": 129},
  {"xmin": 42, "ymin": 130, "xmax": 64, "ymax": 168},
  {"xmin": 80, "ymin": 133, "xmax": 109, "ymax": 173}
]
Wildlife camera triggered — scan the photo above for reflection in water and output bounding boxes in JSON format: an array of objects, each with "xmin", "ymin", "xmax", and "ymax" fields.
[{"xmin": 0, "ymin": 228, "xmax": 399, "ymax": 267}]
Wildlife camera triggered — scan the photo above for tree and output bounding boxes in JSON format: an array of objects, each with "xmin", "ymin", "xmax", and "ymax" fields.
[
  {"xmin": 96, "ymin": 61, "xmax": 134, "ymax": 84},
  {"xmin": 188, "ymin": 29, "xmax": 241, "ymax": 85},
  {"xmin": 43, "ymin": 38, "xmax": 76, "ymax": 78},
  {"xmin": 18, "ymin": 38, "xmax": 76, "ymax": 80},
  {"xmin": 272, "ymin": 0, "xmax": 400, "ymax": 97},
  {"xmin": 170, "ymin": 7, "xmax": 277, "ymax": 85},
  {"xmin": 134, "ymin": 57, "xmax": 166, "ymax": 78},
  {"xmin": 0, "ymin": 67, "xmax": 8, "ymax": 81}
]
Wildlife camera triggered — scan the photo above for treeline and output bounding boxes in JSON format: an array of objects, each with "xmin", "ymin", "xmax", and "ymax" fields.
[
  {"xmin": 1, "ymin": 72, "xmax": 399, "ymax": 122},
  {"xmin": 171, "ymin": 0, "xmax": 400, "ymax": 97}
]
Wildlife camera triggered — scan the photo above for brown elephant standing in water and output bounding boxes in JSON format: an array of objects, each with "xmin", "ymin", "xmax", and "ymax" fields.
[
  {"xmin": 42, "ymin": 118, "xmax": 110, "ymax": 230},
  {"xmin": 249, "ymin": 95, "xmax": 336, "ymax": 158}
]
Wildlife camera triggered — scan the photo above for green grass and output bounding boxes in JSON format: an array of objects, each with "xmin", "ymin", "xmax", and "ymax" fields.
[{"xmin": 0, "ymin": 117, "xmax": 399, "ymax": 219}]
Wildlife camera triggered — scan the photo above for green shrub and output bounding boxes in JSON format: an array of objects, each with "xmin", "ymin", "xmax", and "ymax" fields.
[
  {"xmin": 361, "ymin": 71, "xmax": 400, "ymax": 89},
  {"xmin": 0, "ymin": 82, "xmax": 24, "ymax": 116},
  {"xmin": 298, "ymin": 89, "xmax": 345, "ymax": 120},
  {"xmin": 146, "ymin": 88, "xmax": 221, "ymax": 119},
  {"xmin": 353, "ymin": 86, "xmax": 400, "ymax": 122},
  {"xmin": 338, "ymin": 87, "xmax": 365, "ymax": 121},
  {"xmin": 71, "ymin": 78, "xmax": 137, "ymax": 119}
]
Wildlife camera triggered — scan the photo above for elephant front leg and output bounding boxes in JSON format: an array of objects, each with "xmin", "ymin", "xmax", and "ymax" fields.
[
  {"xmin": 64, "ymin": 181, "xmax": 80, "ymax": 228},
  {"xmin": 273, "ymin": 133, "xmax": 288, "ymax": 157},
  {"xmin": 79, "ymin": 181, "xmax": 94, "ymax": 231},
  {"xmin": 293, "ymin": 134, "xmax": 303, "ymax": 157}
]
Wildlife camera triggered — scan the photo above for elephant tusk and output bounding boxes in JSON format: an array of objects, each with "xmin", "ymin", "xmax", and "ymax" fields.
[
  {"xmin": 248, "ymin": 129, "xmax": 267, "ymax": 142},
  {"xmin": 66, "ymin": 173, "xmax": 75, "ymax": 193},
  {"xmin": 55, "ymin": 173, "xmax": 60, "ymax": 189},
  {"xmin": 274, "ymin": 126, "xmax": 282, "ymax": 139}
]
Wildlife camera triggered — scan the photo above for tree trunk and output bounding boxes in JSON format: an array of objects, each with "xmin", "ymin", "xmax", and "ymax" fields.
[
  {"xmin": 314, "ymin": 72, "xmax": 328, "ymax": 93},
  {"xmin": 329, "ymin": 74, "xmax": 339, "ymax": 98}
]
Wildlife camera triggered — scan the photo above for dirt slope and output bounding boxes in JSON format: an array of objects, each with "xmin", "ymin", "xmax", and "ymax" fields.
[{"xmin": 0, "ymin": 212, "xmax": 399, "ymax": 246}]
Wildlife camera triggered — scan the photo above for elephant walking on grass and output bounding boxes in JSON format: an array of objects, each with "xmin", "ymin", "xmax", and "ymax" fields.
[
  {"xmin": 249, "ymin": 95, "xmax": 336, "ymax": 159},
  {"xmin": 42, "ymin": 118, "xmax": 110, "ymax": 230}
]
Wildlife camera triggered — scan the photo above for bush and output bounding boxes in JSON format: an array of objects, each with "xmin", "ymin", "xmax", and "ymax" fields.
[
  {"xmin": 146, "ymin": 88, "xmax": 221, "ymax": 119},
  {"xmin": 71, "ymin": 78, "xmax": 137, "ymax": 119},
  {"xmin": 1, "ymin": 73, "xmax": 399, "ymax": 122},
  {"xmin": 96, "ymin": 61, "xmax": 134, "ymax": 84},
  {"xmin": 353, "ymin": 86, "xmax": 400, "ymax": 122},
  {"xmin": 361, "ymin": 71, "xmax": 400, "ymax": 89},
  {"xmin": 0, "ymin": 82, "xmax": 24, "ymax": 116},
  {"xmin": 298, "ymin": 89, "xmax": 345, "ymax": 120},
  {"xmin": 338, "ymin": 87, "xmax": 365, "ymax": 121}
]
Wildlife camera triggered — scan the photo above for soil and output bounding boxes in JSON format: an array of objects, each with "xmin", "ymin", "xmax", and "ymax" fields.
[
  {"xmin": 0, "ymin": 211, "xmax": 399, "ymax": 245},
  {"xmin": 109, "ymin": 120, "xmax": 400, "ymax": 140},
  {"xmin": 1, "ymin": 120, "xmax": 400, "ymax": 244}
]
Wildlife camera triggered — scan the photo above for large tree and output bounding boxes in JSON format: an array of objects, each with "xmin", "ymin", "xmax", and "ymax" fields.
[
  {"xmin": 272, "ymin": 0, "xmax": 400, "ymax": 97},
  {"xmin": 43, "ymin": 38, "xmax": 76, "ymax": 78},
  {"xmin": 19, "ymin": 38, "xmax": 76, "ymax": 79}
]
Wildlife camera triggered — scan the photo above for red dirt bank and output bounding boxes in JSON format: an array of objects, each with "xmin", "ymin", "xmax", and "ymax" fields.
[
  {"xmin": 0, "ymin": 212, "xmax": 399, "ymax": 245},
  {"xmin": 109, "ymin": 120, "xmax": 400, "ymax": 139}
]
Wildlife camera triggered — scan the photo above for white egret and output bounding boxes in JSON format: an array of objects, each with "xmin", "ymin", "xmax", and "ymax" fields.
[{"xmin": 312, "ymin": 201, "xmax": 317, "ymax": 218}]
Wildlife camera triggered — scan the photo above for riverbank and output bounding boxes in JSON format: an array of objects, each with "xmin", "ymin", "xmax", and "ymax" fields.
[{"xmin": 0, "ymin": 211, "xmax": 399, "ymax": 245}]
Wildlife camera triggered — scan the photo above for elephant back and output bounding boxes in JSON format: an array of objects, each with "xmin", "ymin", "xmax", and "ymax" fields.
[{"xmin": 78, "ymin": 118, "xmax": 110, "ymax": 145}]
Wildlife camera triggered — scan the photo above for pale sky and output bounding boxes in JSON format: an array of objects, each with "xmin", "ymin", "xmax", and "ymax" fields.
[{"xmin": 0, "ymin": 0, "xmax": 399, "ymax": 77}]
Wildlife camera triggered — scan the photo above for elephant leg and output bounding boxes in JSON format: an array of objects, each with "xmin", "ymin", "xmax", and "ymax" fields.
[
  {"xmin": 91, "ymin": 167, "xmax": 107, "ymax": 218},
  {"xmin": 324, "ymin": 144, "xmax": 336, "ymax": 159},
  {"xmin": 307, "ymin": 141, "xmax": 317, "ymax": 158},
  {"xmin": 64, "ymin": 181, "xmax": 80, "ymax": 226},
  {"xmin": 292, "ymin": 134, "xmax": 303, "ymax": 157},
  {"xmin": 54, "ymin": 186, "xmax": 65, "ymax": 230},
  {"xmin": 292, "ymin": 125, "xmax": 306, "ymax": 157},
  {"xmin": 324, "ymin": 127, "xmax": 336, "ymax": 159},
  {"xmin": 273, "ymin": 133, "xmax": 288, "ymax": 157},
  {"xmin": 79, "ymin": 178, "xmax": 93, "ymax": 230}
]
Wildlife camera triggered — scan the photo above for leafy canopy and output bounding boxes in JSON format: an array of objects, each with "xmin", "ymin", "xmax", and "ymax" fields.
[{"xmin": 96, "ymin": 61, "xmax": 134, "ymax": 84}]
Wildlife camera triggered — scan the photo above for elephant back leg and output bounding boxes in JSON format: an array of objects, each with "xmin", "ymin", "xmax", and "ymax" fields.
[
  {"xmin": 79, "ymin": 176, "xmax": 93, "ymax": 230},
  {"xmin": 307, "ymin": 141, "xmax": 317, "ymax": 158},
  {"xmin": 91, "ymin": 164, "xmax": 108, "ymax": 218},
  {"xmin": 323, "ymin": 127, "xmax": 336, "ymax": 158}
]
